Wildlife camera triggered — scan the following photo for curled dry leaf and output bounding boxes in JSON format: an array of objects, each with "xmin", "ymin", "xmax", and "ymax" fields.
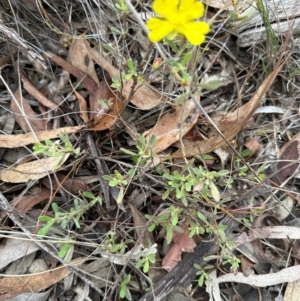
[
  {"xmin": 87, "ymin": 80, "xmax": 122, "ymax": 130},
  {"xmin": 46, "ymin": 50, "xmax": 120, "ymax": 129},
  {"xmin": 0, "ymin": 154, "xmax": 69, "ymax": 183},
  {"xmin": 162, "ymin": 225, "xmax": 196, "ymax": 272},
  {"xmin": 173, "ymin": 64, "xmax": 283, "ymax": 156},
  {"xmin": 9, "ymin": 187, "xmax": 50, "ymax": 215},
  {"xmin": 88, "ymin": 46, "xmax": 166, "ymax": 110},
  {"xmin": 276, "ymin": 132, "xmax": 300, "ymax": 183},
  {"xmin": 0, "ymin": 125, "xmax": 85, "ymax": 149},
  {"xmin": 144, "ymin": 99, "xmax": 199, "ymax": 153},
  {"xmin": 69, "ymin": 38, "xmax": 100, "ymax": 86},
  {"xmin": 0, "ymin": 257, "xmax": 85, "ymax": 295}
]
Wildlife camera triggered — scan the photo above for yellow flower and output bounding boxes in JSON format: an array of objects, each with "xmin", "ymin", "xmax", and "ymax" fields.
[{"xmin": 146, "ymin": 0, "xmax": 210, "ymax": 45}]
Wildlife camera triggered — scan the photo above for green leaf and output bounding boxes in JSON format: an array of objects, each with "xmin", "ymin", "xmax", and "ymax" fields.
[
  {"xmin": 240, "ymin": 149, "xmax": 255, "ymax": 158},
  {"xmin": 51, "ymin": 203, "xmax": 59, "ymax": 213},
  {"xmin": 162, "ymin": 189, "xmax": 171, "ymax": 200},
  {"xmin": 148, "ymin": 223, "xmax": 156, "ymax": 232},
  {"xmin": 181, "ymin": 52, "xmax": 192, "ymax": 66},
  {"xmin": 61, "ymin": 219, "xmax": 68, "ymax": 229},
  {"xmin": 83, "ymin": 191, "xmax": 96, "ymax": 199},
  {"xmin": 119, "ymin": 286, "xmax": 126, "ymax": 298},
  {"xmin": 117, "ymin": 189, "xmax": 124, "ymax": 204},
  {"xmin": 38, "ymin": 221, "xmax": 54, "ymax": 237},
  {"xmin": 217, "ymin": 170, "xmax": 230, "ymax": 176},
  {"xmin": 73, "ymin": 217, "xmax": 81, "ymax": 228},
  {"xmin": 198, "ymin": 274, "xmax": 205, "ymax": 287},
  {"xmin": 171, "ymin": 213, "xmax": 178, "ymax": 226},
  {"xmin": 166, "ymin": 226, "xmax": 173, "ymax": 244},
  {"xmin": 143, "ymin": 260, "xmax": 149, "ymax": 273},
  {"xmin": 58, "ymin": 243, "xmax": 71, "ymax": 258},
  {"xmin": 209, "ymin": 181, "xmax": 220, "ymax": 202},
  {"xmin": 197, "ymin": 211, "xmax": 208, "ymax": 223},
  {"xmin": 148, "ymin": 135, "xmax": 157, "ymax": 147},
  {"xmin": 120, "ymin": 148, "xmax": 137, "ymax": 156},
  {"xmin": 200, "ymin": 76, "xmax": 221, "ymax": 91},
  {"xmin": 157, "ymin": 214, "xmax": 169, "ymax": 223},
  {"xmin": 38, "ymin": 216, "xmax": 53, "ymax": 222}
]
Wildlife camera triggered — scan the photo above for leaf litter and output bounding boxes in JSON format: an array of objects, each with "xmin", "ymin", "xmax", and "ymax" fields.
[{"xmin": 0, "ymin": 0, "xmax": 300, "ymax": 301}]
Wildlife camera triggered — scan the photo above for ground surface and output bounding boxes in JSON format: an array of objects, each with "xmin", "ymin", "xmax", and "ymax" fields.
[{"xmin": 0, "ymin": 0, "xmax": 300, "ymax": 300}]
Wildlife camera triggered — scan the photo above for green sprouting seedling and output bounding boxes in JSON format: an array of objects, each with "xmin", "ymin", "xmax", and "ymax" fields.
[
  {"xmin": 119, "ymin": 274, "xmax": 132, "ymax": 300},
  {"xmin": 33, "ymin": 133, "xmax": 81, "ymax": 167},
  {"xmin": 103, "ymin": 170, "xmax": 128, "ymax": 205},
  {"xmin": 97, "ymin": 231, "xmax": 133, "ymax": 254},
  {"xmin": 194, "ymin": 263, "xmax": 214, "ymax": 287},
  {"xmin": 136, "ymin": 251, "xmax": 156, "ymax": 273},
  {"xmin": 115, "ymin": 0, "xmax": 129, "ymax": 13},
  {"xmin": 121, "ymin": 134, "xmax": 156, "ymax": 166},
  {"xmin": 111, "ymin": 74, "xmax": 123, "ymax": 91},
  {"xmin": 38, "ymin": 192, "xmax": 102, "ymax": 237},
  {"xmin": 110, "ymin": 59, "xmax": 143, "ymax": 91},
  {"xmin": 162, "ymin": 166, "xmax": 231, "ymax": 205}
]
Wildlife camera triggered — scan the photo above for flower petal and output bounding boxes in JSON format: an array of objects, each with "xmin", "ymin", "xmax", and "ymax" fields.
[
  {"xmin": 152, "ymin": 0, "xmax": 178, "ymax": 18},
  {"xmin": 147, "ymin": 18, "xmax": 176, "ymax": 43},
  {"xmin": 179, "ymin": 0, "xmax": 205, "ymax": 20},
  {"xmin": 178, "ymin": 22, "xmax": 210, "ymax": 45}
]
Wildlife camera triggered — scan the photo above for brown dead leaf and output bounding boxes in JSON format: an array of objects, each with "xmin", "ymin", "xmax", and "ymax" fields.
[
  {"xmin": 0, "ymin": 125, "xmax": 84, "ymax": 148},
  {"xmin": 46, "ymin": 51, "xmax": 120, "ymax": 128},
  {"xmin": 88, "ymin": 80, "xmax": 116, "ymax": 124},
  {"xmin": 10, "ymin": 187, "xmax": 50, "ymax": 214},
  {"xmin": 244, "ymin": 138, "xmax": 261, "ymax": 155},
  {"xmin": 45, "ymin": 51, "xmax": 99, "ymax": 101},
  {"xmin": 11, "ymin": 88, "xmax": 47, "ymax": 132},
  {"xmin": 162, "ymin": 225, "xmax": 196, "ymax": 272},
  {"xmin": 21, "ymin": 74, "xmax": 58, "ymax": 111},
  {"xmin": 69, "ymin": 81, "xmax": 89, "ymax": 123},
  {"xmin": 144, "ymin": 99, "xmax": 199, "ymax": 153},
  {"xmin": 129, "ymin": 204, "xmax": 154, "ymax": 247},
  {"xmin": 0, "ymin": 257, "xmax": 85, "ymax": 295},
  {"xmin": 276, "ymin": 132, "xmax": 300, "ymax": 183},
  {"xmin": 88, "ymin": 95, "xmax": 123, "ymax": 130},
  {"xmin": 174, "ymin": 64, "xmax": 283, "ymax": 156},
  {"xmin": 42, "ymin": 173, "xmax": 87, "ymax": 195},
  {"xmin": 0, "ymin": 154, "xmax": 69, "ymax": 183},
  {"xmin": 69, "ymin": 38, "xmax": 100, "ymax": 86},
  {"xmin": 88, "ymin": 46, "xmax": 166, "ymax": 110}
]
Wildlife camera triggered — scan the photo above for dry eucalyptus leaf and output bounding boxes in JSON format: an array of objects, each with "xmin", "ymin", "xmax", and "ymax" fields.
[
  {"xmin": 1, "ymin": 288, "xmax": 52, "ymax": 301},
  {"xmin": 162, "ymin": 225, "xmax": 196, "ymax": 272},
  {"xmin": 69, "ymin": 38, "xmax": 100, "ymax": 85},
  {"xmin": 0, "ymin": 237, "xmax": 40, "ymax": 270},
  {"xmin": 145, "ymin": 99, "xmax": 199, "ymax": 153},
  {"xmin": 0, "ymin": 154, "xmax": 69, "ymax": 183},
  {"xmin": 0, "ymin": 257, "xmax": 84, "ymax": 295},
  {"xmin": 0, "ymin": 126, "xmax": 84, "ymax": 148}
]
